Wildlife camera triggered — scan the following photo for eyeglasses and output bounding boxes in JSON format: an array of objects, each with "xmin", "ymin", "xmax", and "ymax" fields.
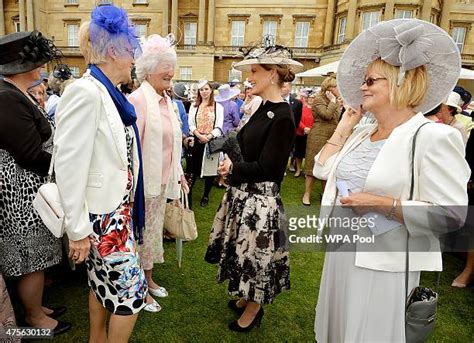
[{"xmin": 362, "ymin": 77, "xmax": 387, "ymax": 87}]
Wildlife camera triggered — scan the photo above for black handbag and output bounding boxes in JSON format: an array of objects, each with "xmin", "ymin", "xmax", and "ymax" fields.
[
  {"xmin": 405, "ymin": 122, "xmax": 438, "ymax": 343},
  {"xmin": 207, "ymin": 130, "xmax": 243, "ymax": 163}
]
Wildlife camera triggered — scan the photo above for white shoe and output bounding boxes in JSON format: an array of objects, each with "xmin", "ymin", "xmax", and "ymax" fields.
[
  {"xmin": 143, "ymin": 299, "xmax": 161, "ymax": 313},
  {"xmin": 148, "ymin": 286, "xmax": 168, "ymax": 298}
]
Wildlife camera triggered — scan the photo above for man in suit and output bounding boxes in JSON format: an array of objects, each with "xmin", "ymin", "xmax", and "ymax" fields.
[
  {"xmin": 281, "ymin": 82, "xmax": 303, "ymax": 126},
  {"xmin": 281, "ymin": 82, "xmax": 303, "ymax": 172}
]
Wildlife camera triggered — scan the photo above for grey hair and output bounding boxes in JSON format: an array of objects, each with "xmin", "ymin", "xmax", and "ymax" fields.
[
  {"xmin": 48, "ymin": 74, "xmax": 63, "ymax": 93},
  {"xmin": 134, "ymin": 51, "xmax": 177, "ymax": 83}
]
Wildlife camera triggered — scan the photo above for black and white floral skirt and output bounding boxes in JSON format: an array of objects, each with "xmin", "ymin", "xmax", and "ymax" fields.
[{"xmin": 205, "ymin": 182, "xmax": 290, "ymax": 304}]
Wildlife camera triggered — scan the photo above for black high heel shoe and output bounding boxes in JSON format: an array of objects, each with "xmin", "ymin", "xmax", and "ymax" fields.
[
  {"xmin": 228, "ymin": 306, "xmax": 264, "ymax": 332},
  {"xmin": 228, "ymin": 299, "xmax": 246, "ymax": 315}
]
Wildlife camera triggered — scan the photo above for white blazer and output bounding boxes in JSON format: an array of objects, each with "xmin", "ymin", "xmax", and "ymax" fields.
[
  {"xmin": 54, "ymin": 71, "xmax": 140, "ymax": 241},
  {"xmin": 314, "ymin": 113, "xmax": 470, "ymax": 272}
]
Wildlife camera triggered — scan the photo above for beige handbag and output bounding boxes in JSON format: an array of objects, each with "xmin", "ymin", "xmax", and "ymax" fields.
[
  {"xmin": 164, "ymin": 190, "xmax": 197, "ymax": 241},
  {"xmin": 33, "ymin": 148, "xmax": 65, "ymax": 238}
]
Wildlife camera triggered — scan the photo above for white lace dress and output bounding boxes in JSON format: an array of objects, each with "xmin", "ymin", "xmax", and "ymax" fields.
[{"xmin": 314, "ymin": 137, "xmax": 420, "ymax": 343}]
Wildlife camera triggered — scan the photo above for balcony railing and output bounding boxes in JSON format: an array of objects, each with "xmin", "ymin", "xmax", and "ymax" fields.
[{"xmin": 176, "ymin": 44, "xmax": 197, "ymax": 51}]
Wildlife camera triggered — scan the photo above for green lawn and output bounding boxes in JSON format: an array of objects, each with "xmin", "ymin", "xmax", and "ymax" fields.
[{"xmin": 44, "ymin": 174, "xmax": 474, "ymax": 342}]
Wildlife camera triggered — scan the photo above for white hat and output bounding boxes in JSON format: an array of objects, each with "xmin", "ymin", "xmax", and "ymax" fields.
[
  {"xmin": 337, "ymin": 19, "xmax": 461, "ymax": 114},
  {"xmin": 444, "ymin": 92, "xmax": 462, "ymax": 113},
  {"xmin": 214, "ymin": 84, "xmax": 240, "ymax": 102},
  {"xmin": 233, "ymin": 44, "xmax": 304, "ymax": 72},
  {"xmin": 197, "ymin": 79, "xmax": 209, "ymax": 89}
]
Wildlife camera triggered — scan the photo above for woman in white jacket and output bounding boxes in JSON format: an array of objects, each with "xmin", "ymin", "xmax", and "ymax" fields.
[
  {"xmin": 187, "ymin": 80, "xmax": 224, "ymax": 207},
  {"xmin": 54, "ymin": 5, "xmax": 147, "ymax": 342},
  {"xmin": 313, "ymin": 19, "xmax": 470, "ymax": 342}
]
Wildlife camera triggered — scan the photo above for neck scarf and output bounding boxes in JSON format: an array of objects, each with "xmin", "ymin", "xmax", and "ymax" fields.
[{"xmin": 88, "ymin": 64, "xmax": 146, "ymax": 244}]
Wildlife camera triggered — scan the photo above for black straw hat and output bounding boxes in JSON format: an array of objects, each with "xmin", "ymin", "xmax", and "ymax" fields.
[{"xmin": 0, "ymin": 31, "xmax": 62, "ymax": 75}]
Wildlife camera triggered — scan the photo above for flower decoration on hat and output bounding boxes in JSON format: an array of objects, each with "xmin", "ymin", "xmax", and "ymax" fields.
[
  {"xmin": 20, "ymin": 31, "xmax": 62, "ymax": 65},
  {"xmin": 373, "ymin": 22, "xmax": 433, "ymax": 85},
  {"xmin": 142, "ymin": 33, "xmax": 177, "ymax": 55},
  {"xmin": 90, "ymin": 4, "xmax": 141, "ymax": 54}
]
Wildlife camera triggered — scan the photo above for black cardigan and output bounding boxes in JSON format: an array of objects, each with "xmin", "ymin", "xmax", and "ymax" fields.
[
  {"xmin": 229, "ymin": 100, "xmax": 296, "ymax": 186},
  {"xmin": 0, "ymin": 80, "xmax": 52, "ymax": 176}
]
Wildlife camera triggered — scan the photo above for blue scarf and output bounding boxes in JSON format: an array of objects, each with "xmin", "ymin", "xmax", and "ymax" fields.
[{"xmin": 89, "ymin": 64, "xmax": 146, "ymax": 244}]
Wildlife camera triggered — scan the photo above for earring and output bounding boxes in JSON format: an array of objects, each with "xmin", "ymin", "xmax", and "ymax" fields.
[{"xmin": 270, "ymin": 78, "xmax": 275, "ymax": 85}]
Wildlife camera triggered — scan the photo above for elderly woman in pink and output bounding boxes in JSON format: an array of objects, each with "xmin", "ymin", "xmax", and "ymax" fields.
[{"xmin": 128, "ymin": 34, "xmax": 188, "ymax": 313}]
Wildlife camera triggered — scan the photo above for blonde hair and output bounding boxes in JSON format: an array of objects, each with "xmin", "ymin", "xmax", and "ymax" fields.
[
  {"xmin": 319, "ymin": 75, "xmax": 337, "ymax": 94},
  {"xmin": 368, "ymin": 58, "xmax": 427, "ymax": 109},
  {"xmin": 79, "ymin": 21, "xmax": 131, "ymax": 65}
]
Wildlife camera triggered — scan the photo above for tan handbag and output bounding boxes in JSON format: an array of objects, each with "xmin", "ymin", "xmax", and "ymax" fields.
[{"xmin": 164, "ymin": 190, "xmax": 198, "ymax": 241}]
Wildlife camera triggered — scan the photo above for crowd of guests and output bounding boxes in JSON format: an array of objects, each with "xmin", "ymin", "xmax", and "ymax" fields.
[{"xmin": 0, "ymin": 5, "xmax": 473, "ymax": 342}]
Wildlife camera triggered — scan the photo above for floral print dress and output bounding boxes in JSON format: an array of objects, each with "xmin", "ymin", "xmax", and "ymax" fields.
[{"xmin": 85, "ymin": 127, "xmax": 147, "ymax": 315}]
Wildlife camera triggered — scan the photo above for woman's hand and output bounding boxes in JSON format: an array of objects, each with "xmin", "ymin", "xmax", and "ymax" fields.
[
  {"xmin": 218, "ymin": 153, "xmax": 232, "ymax": 177},
  {"xmin": 69, "ymin": 236, "xmax": 92, "ymax": 264},
  {"xmin": 338, "ymin": 105, "xmax": 364, "ymax": 133},
  {"xmin": 180, "ymin": 175, "xmax": 189, "ymax": 193},
  {"xmin": 304, "ymin": 127, "xmax": 311, "ymax": 135},
  {"xmin": 340, "ymin": 192, "xmax": 392, "ymax": 216},
  {"xmin": 195, "ymin": 132, "xmax": 209, "ymax": 144},
  {"xmin": 326, "ymin": 91, "xmax": 337, "ymax": 103}
]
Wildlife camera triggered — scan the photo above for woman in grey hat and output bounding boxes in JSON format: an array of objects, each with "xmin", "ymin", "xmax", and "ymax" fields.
[
  {"xmin": 0, "ymin": 31, "xmax": 70, "ymax": 335},
  {"xmin": 313, "ymin": 19, "xmax": 469, "ymax": 342}
]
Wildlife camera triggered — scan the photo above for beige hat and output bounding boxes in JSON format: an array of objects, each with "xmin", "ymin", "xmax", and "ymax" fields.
[
  {"xmin": 233, "ymin": 45, "xmax": 303, "ymax": 72},
  {"xmin": 444, "ymin": 92, "xmax": 462, "ymax": 113}
]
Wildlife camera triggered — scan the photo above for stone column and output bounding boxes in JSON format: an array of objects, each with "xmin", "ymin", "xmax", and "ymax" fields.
[
  {"xmin": 0, "ymin": 0, "xmax": 5, "ymax": 35},
  {"xmin": 19, "ymin": 0, "xmax": 26, "ymax": 31},
  {"xmin": 26, "ymin": 0, "xmax": 34, "ymax": 31},
  {"xmin": 440, "ymin": 0, "xmax": 453, "ymax": 32},
  {"xmin": 171, "ymin": 0, "xmax": 178, "ymax": 38},
  {"xmin": 384, "ymin": 0, "xmax": 395, "ymax": 20},
  {"xmin": 323, "ymin": 0, "xmax": 335, "ymax": 45},
  {"xmin": 198, "ymin": 0, "xmax": 206, "ymax": 43},
  {"xmin": 345, "ymin": 0, "xmax": 358, "ymax": 40},
  {"xmin": 162, "ymin": 0, "xmax": 169, "ymax": 36},
  {"xmin": 207, "ymin": 0, "xmax": 215, "ymax": 44},
  {"xmin": 420, "ymin": 0, "xmax": 432, "ymax": 21}
]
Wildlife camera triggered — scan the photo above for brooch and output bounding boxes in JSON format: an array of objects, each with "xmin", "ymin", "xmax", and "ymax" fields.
[{"xmin": 267, "ymin": 111, "xmax": 274, "ymax": 119}]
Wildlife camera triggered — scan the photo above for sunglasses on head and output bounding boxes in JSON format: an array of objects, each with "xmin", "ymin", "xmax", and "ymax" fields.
[{"xmin": 362, "ymin": 76, "xmax": 387, "ymax": 87}]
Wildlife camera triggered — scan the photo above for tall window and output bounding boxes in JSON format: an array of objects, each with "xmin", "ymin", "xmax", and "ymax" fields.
[
  {"xmin": 134, "ymin": 23, "xmax": 147, "ymax": 39},
  {"xmin": 97, "ymin": 0, "xmax": 112, "ymax": 4},
  {"xmin": 67, "ymin": 24, "xmax": 79, "ymax": 46},
  {"xmin": 294, "ymin": 21, "xmax": 310, "ymax": 48},
  {"xmin": 65, "ymin": 0, "xmax": 78, "ymax": 4},
  {"xmin": 362, "ymin": 11, "xmax": 380, "ymax": 30},
  {"xmin": 263, "ymin": 21, "xmax": 277, "ymax": 40},
  {"xmin": 133, "ymin": 0, "xmax": 147, "ymax": 3},
  {"xmin": 231, "ymin": 21, "xmax": 245, "ymax": 46},
  {"xmin": 395, "ymin": 10, "xmax": 413, "ymax": 19},
  {"xmin": 184, "ymin": 22, "xmax": 197, "ymax": 45},
  {"xmin": 70, "ymin": 67, "xmax": 80, "ymax": 78},
  {"xmin": 180, "ymin": 67, "xmax": 192, "ymax": 80},
  {"xmin": 337, "ymin": 17, "xmax": 347, "ymax": 44},
  {"xmin": 452, "ymin": 27, "xmax": 467, "ymax": 52},
  {"xmin": 228, "ymin": 69, "xmax": 242, "ymax": 82},
  {"xmin": 14, "ymin": 21, "xmax": 20, "ymax": 32}
]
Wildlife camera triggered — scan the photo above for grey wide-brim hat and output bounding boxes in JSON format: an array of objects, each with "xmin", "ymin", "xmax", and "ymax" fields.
[
  {"xmin": 233, "ymin": 45, "xmax": 304, "ymax": 72},
  {"xmin": 337, "ymin": 19, "xmax": 461, "ymax": 114},
  {"xmin": 0, "ymin": 31, "xmax": 61, "ymax": 75}
]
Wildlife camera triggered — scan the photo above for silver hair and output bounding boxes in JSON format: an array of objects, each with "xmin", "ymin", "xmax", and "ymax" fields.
[{"xmin": 134, "ymin": 51, "xmax": 177, "ymax": 83}]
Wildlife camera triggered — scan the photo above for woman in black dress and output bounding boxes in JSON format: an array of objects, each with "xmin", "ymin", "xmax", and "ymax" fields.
[
  {"xmin": 205, "ymin": 45, "xmax": 303, "ymax": 331},
  {"xmin": 0, "ymin": 31, "xmax": 70, "ymax": 335}
]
